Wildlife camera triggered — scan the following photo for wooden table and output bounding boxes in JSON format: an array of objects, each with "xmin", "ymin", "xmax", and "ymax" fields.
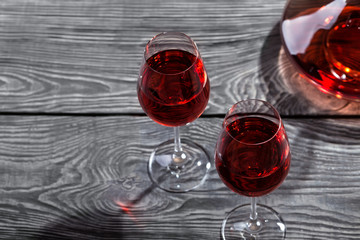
[{"xmin": 0, "ymin": 0, "xmax": 359, "ymax": 239}]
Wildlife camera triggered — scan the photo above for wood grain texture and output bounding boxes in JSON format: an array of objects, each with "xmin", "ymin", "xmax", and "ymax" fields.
[
  {"xmin": 0, "ymin": 0, "xmax": 359, "ymax": 115},
  {"xmin": 0, "ymin": 1, "xmax": 360, "ymax": 239},
  {"xmin": 0, "ymin": 115, "xmax": 358, "ymax": 239}
]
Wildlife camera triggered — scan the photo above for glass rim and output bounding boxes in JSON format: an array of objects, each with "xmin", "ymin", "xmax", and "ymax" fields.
[
  {"xmin": 223, "ymin": 99, "xmax": 283, "ymax": 146},
  {"xmin": 142, "ymin": 32, "xmax": 200, "ymax": 76}
]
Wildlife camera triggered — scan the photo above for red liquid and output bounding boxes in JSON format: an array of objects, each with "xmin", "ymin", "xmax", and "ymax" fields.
[
  {"xmin": 215, "ymin": 115, "xmax": 291, "ymax": 197},
  {"xmin": 281, "ymin": 1, "xmax": 360, "ymax": 100},
  {"xmin": 137, "ymin": 49, "xmax": 210, "ymax": 127}
]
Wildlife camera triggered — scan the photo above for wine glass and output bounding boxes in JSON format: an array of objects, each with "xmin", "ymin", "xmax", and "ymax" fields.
[
  {"xmin": 137, "ymin": 32, "xmax": 211, "ymax": 192},
  {"xmin": 215, "ymin": 99, "xmax": 291, "ymax": 239}
]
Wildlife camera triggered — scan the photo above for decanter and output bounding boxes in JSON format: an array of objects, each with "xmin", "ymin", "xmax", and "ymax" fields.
[{"xmin": 281, "ymin": 0, "xmax": 360, "ymax": 101}]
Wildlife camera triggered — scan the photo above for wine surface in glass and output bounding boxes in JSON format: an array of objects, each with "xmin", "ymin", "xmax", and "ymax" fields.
[
  {"xmin": 137, "ymin": 49, "xmax": 209, "ymax": 127},
  {"xmin": 215, "ymin": 115, "xmax": 290, "ymax": 197},
  {"xmin": 282, "ymin": 2, "xmax": 360, "ymax": 100}
]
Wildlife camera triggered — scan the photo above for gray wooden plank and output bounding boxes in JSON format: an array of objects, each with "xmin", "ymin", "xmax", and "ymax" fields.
[
  {"xmin": 0, "ymin": 0, "xmax": 359, "ymax": 115},
  {"xmin": 0, "ymin": 115, "xmax": 358, "ymax": 239}
]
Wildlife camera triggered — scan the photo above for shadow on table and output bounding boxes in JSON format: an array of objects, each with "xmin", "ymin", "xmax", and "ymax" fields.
[
  {"xmin": 29, "ymin": 208, "xmax": 126, "ymax": 239},
  {"xmin": 29, "ymin": 180, "xmax": 161, "ymax": 239},
  {"xmin": 258, "ymin": 22, "xmax": 359, "ymax": 114}
]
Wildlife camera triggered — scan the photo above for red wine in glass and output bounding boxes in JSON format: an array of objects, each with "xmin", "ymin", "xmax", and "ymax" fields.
[
  {"xmin": 281, "ymin": 0, "xmax": 360, "ymax": 101},
  {"xmin": 215, "ymin": 100, "xmax": 291, "ymax": 239},
  {"xmin": 137, "ymin": 32, "xmax": 211, "ymax": 192},
  {"xmin": 138, "ymin": 49, "xmax": 210, "ymax": 127},
  {"xmin": 216, "ymin": 115, "xmax": 290, "ymax": 197}
]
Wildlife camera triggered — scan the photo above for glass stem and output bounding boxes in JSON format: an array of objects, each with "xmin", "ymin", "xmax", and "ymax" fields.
[
  {"xmin": 174, "ymin": 126, "xmax": 182, "ymax": 153},
  {"xmin": 171, "ymin": 126, "xmax": 185, "ymax": 168},
  {"xmin": 250, "ymin": 197, "xmax": 258, "ymax": 220},
  {"xmin": 247, "ymin": 197, "xmax": 262, "ymax": 234},
  {"xmin": 246, "ymin": 197, "xmax": 262, "ymax": 233}
]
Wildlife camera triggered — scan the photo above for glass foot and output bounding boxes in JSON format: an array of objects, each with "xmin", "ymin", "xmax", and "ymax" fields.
[
  {"xmin": 222, "ymin": 204, "xmax": 286, "ymax": 240},
  {"xmin": 148, "ymin": 139, "xmax": 211, "ymax": 193}
]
